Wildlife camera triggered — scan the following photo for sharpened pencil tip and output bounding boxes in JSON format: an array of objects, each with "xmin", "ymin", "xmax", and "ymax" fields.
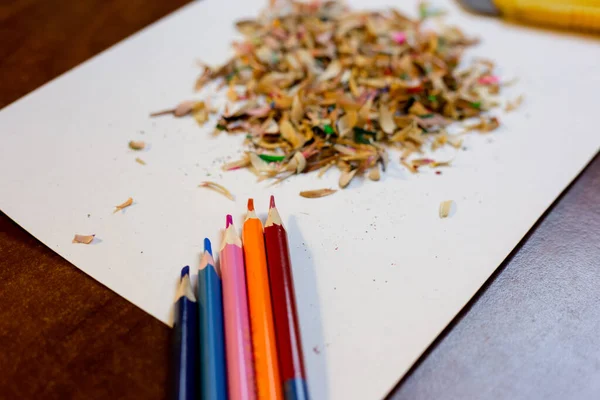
[
  {"xmin": 204, "ymin": 238, "xmax": 212, "ymax": 256},
  {"xmin": 226, "ymin": 214, "xmax": 233, "ymax": 228},
  {"xmin": 181, "ymin": 265, "xmax": 190, "ymax": 278},
  {"xmin": 247, "ymin": 198, "xmax": 254, "ymax": 211},
  {"xmin": 270, "ymin": 195, "xmax": 276, "ymax": 209}
]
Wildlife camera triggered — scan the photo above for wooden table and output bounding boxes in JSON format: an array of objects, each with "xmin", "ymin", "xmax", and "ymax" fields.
[
  {"xmin": 0, "ymin": 1, "xmax": 188, "ymax": 399},
  {"xmin": 1, "ymin": 1, "xmax": 598, "ymax": 399}
]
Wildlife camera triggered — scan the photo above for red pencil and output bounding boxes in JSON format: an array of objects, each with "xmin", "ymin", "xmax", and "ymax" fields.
[{"xmin": 264, "ymin": 196, "xmax": 309, "ymax": 400}]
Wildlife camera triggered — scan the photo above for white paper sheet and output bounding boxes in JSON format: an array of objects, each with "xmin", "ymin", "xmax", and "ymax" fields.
[{"xmin": 1, "ymin": 1, "xmax": 598, "ymax": 398}]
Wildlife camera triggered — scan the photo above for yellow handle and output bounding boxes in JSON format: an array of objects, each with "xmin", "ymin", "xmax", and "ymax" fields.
[{"xmin": 495, "ymin": 0, "xmax": 600, "ymax": 33}]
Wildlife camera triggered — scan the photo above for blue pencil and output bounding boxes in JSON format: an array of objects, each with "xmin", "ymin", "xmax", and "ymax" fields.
[
  {"xmin": 198, "ymin": 238, "xmax": 228, "ymax": 400},
  {"xmin": 172, "ymin": 266, "xmax": 199, "ymax": 400}
]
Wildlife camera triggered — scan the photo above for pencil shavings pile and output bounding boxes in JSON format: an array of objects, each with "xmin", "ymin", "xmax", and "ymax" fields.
[{"xmin": 163, "ymin": 1, "xmax": 517, "ymax": 189}]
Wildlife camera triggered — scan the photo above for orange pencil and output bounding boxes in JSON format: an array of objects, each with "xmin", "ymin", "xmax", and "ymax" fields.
[{"xmin": 243, "ymin": 199, "xmax": 283, "ymax": 400}]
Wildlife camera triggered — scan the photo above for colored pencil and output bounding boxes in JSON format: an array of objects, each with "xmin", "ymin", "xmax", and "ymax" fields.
[
  {"xmin": 243, "ymin": 199, "xmax": 283, "ymax": 400},
  {"xmin": 171, "ymin": 266, "xmax": 199, "ymax": 400},
  {"xmin": 264, "ymin": 196, "xmax": 309, "ymax": 400},
  {"xmin": 198, "ymin": 238, "xmax": 228, "ymax": 400},
  {"xmin": 220, "ymin": 215, "xmax": 256, "ymax": 400}
]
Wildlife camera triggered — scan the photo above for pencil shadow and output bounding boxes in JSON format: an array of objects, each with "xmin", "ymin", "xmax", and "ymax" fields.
[
  {"xmin": 285, "ymin": 216, "xmax": 330, "ymax": 399},
  {"xmin": 257, "ymin": 212, "xmax": 268, "ymax": 223}
]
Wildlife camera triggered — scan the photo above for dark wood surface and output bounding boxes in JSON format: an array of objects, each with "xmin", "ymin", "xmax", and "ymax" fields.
[
  {"xmin": 1, "ymin": 1, "xmax": 598, "ymax": 399},
  {"xmin": 0, "ymin": 1, "xmax": 190, "ymax": 399}
]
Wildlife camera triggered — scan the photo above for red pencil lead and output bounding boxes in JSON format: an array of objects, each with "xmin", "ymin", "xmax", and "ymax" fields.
[
  {"xmin": 247, "ymin": 198, "xmax": 254, "ymax": 211},
  {"xmin": 226, "ymin": 214, "xmax": 233, "ymax": 228},
  {"xmin": 269, "ymin": 195, "xmax": 276, "ymax": 209}
]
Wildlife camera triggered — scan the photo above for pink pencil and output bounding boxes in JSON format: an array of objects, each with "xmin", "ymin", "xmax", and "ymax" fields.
[{"xmin": 220, "ymin": 214, "xmax": 256, "ymax": 400}]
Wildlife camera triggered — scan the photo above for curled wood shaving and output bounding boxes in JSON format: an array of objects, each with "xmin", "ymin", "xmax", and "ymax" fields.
[
  {"xmin": 390, "ymin": 121, "xmax": 420, "ymax": 143},
  {"xmin": 409, "ymin": 158, "xmax": 453, "ymax": 170},
  {"xmin": 249, "ymin": 152, "xmax": 278, "ymax": 174},
  {"xmin": 128, "ymin": 141, "xmax": 145, "ymax": 150},
  {"xmin": 299, "ymin": 188, "xmax": 337, "ymax": 198},
  {"xmin": 150, "ymin": 100, "xmax": 197, "ymax": 117},
  {"xmin": 114, "ymin": 197, "xmax": 133, "ymax": 213},
  {"xmin": 293, "ymin": 151, "xmax": 307, "ymax": 173},
  {"xmin": 174, "ymin": 101, "xmax": 197, "ymax": 117},
  {"xmin": 291, "ymin": 95, "xmax": 303, "ymax": 124},
  {"xmin": 368, "ymin": 167, "xmax": 381, "ymax": 181},
  {"xmin": 409, "ymin": 102, "xmax": 431, "ymax": 116},
  {"xmin": 339, "ymin": 169, "xmax": 358, "ymax": 188},
  {"xmin": 199, "ymin": 181, "xmax": 235, "ymax": 201},
  {"xmin": 447, "ymin": 135, "xmax": 463, "ymax": 149},
  {"xmin": 192, "ymin": 101, "xmax": 209, "ymax": 125},
  {"xmin": 72, "ymin": 234, "xmax": 95, "ymax": 244},
  {"xmin": 465, "ymin": 116, "xmax": 500, "ymax": 133},
  {"xmin": 432, "ymin": 159, "xmax": 452, "ymax": 168},
  {"xmin": 318, "ymin": 162, "xmax": 334, "ymax": 178},
  {"xmin": 222, "ymin": 155, "xmax": 250, "ymax": 171},
  {"xmin": 401, "ymin": 159, "xmax": 418, "ymax": 174},
  {"xmin": 280, "ymin": 119, "xmax": 302, "ymax": 149},
  {"xmin": 439, "ymin": 200, "xmax": 455, "ymax": 218},
  {"xmin": 379, "ymin": 104, "xmax": 396, "ymax": 135},
  {"xmin": 337, "ymin": 111, "xmax": 357, "ymax": 138},
  {"xmin": 505, "ymin": 95, "xmax": 524, "ymax": 112},
  {"xmin": 318, "ymin": 60, "xmax": 342, "ymax": 82}
]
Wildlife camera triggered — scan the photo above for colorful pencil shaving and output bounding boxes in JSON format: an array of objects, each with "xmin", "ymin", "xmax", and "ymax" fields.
[
  {"xmin": 220, "ymin": 215, "xmax": 257, "ymax": 400},
  {"xmin": 198, "ymin": 238, "xmax": 228, "ymax": 400},
  {"xmin": 243, "ymin": 199, "xmax": 283, "ymax": 400},
  {"xmin": 171, "ymin": 266, "xmax": 199, "ymax": 400},
  {"xmin": 264, "ymin": 196, "xmax": 309, "ymax": 400}
]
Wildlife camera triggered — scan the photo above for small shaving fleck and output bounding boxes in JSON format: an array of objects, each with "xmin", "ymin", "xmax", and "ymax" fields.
[
  {"xmin": 439, "ymin": 200, "xmax": 455, "ymax": 218},
  {"xmin": 114, "ymin": 197, "xmax": 133, "ymax": 212},
  {"xmin": 128, "ymin": 141, "xmax": 145, "ymax": 150},
  {"xmin": 199, "ymin": 181, "xmax": 235, "ymax": 201},
  {"xmin": 150, "ymin": 100, "xmax": 198, "ymax": 117},
  {"xmin": 299, "ymin": 188, "xmax": 337, "ymax": 198},
  {"xmin": 72, "ymin": 234, "xmax": 95, "ymax": 244},
  {"xmin": 505, "ymin": 95, "xmax": 524, "ymax": 112}
]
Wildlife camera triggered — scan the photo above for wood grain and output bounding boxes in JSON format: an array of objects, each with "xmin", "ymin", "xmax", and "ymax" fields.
[{"xmin": 0, "ymin": 1, "xmax": 190, "ymax": 399}]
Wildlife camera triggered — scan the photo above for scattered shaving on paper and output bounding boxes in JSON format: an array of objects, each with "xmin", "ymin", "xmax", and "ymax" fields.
[
  {"xmin": 199, "ymin": 181, "xmax": 235, "ymax": 201},
  {"xmin": 128, "ymin": 141, "xmax": 145, "ymax": 150},
  {"xmin": 72, "ymin": 234, "xmax": 95, "ymax": 244},
  {"xmin": 299, "ymin": 188, "xmax": 337, "ymax": 198},
  {"xmin": 439, "ymin": 200, "xmax": 455, "ymax": 218},
  {"xmin": 114, "ymin": 197, "xmax": 133, "ymax": 212},
  {"xmin": 505, "ymin": 95, "xmax": 524, "ymax": 112}
]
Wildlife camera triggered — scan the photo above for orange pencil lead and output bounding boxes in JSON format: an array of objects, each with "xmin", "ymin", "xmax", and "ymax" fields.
[{"xmin": 248, "ymin": 198, "xmax": 254, "ymax": 211}]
